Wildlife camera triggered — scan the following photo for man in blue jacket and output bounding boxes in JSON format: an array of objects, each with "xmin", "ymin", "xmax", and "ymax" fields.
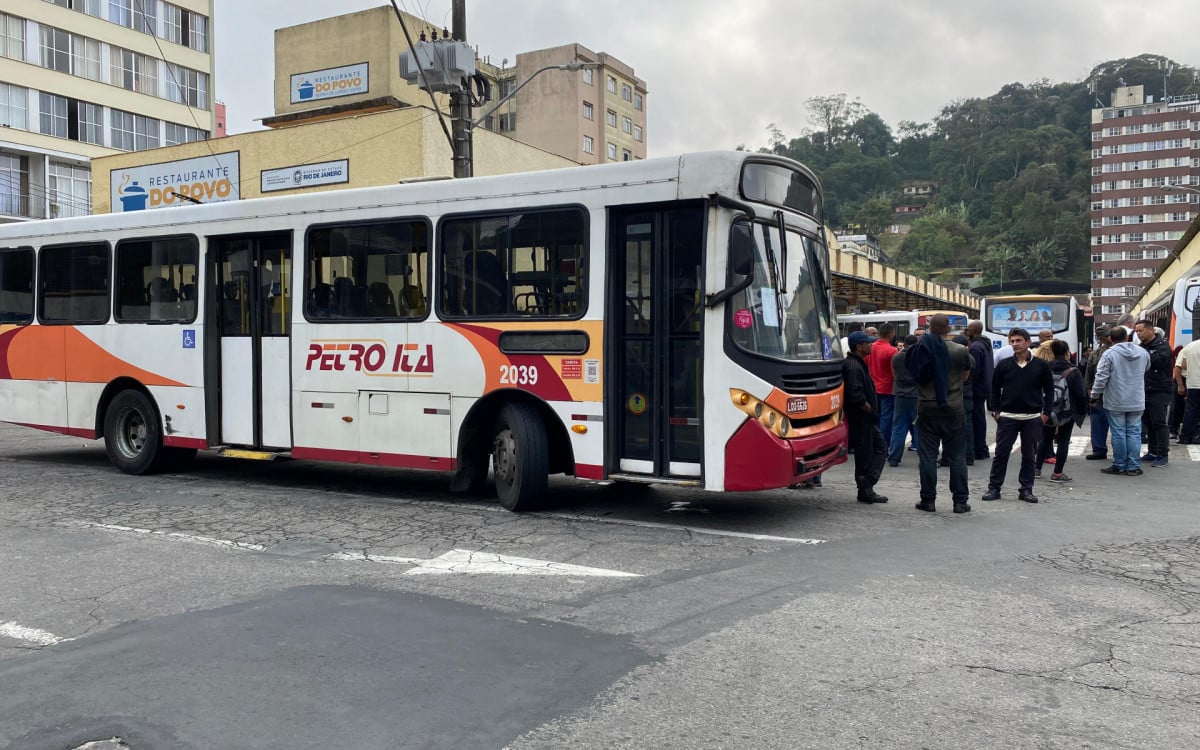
[{"xmin": 982, "ymin": 328, "xmax": 1053, "ymax": 503}]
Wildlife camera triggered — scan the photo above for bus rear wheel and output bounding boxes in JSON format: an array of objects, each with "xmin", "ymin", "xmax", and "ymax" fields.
[
  {"xmin": 104, "ymin": 390, "xmax": 166, "ymax": 475},
  {"xmin": 492, "ymin": 402, "xmax": 549, "ymax": 511}
]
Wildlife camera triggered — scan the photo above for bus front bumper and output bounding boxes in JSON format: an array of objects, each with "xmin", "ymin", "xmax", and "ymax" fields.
[{"xmin": 723, "ymin": 418, "xmax": 848, "ymax": 492}]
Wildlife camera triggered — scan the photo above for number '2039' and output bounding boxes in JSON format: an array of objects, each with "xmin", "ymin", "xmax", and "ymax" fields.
[{"xmin": 499, "ymin": 364, "xmax": 539, "ymax": 385}]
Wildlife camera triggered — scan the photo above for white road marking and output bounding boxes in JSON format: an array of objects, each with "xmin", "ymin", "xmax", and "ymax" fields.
[
  {"xmin": 1188, "ymin": 445, "xmax": 1200, "ymax": 462},
  {"xmin": 0, "ymin": 621, "xmax": 70, "ymax": 646},
  {"xmin": 987, "ymin": 436, "xmax": 1200, "ymax": 460},
  {"xmin": 541, "ymin": 513, "xmax": 827, "ymax": 544},
  {"xmin": 332, "ymin": 549, "xmax": 641, "ymax": 577},
  {"xmin": 82, "ymin": 522, "xmax": 266, "ymax": 551}
]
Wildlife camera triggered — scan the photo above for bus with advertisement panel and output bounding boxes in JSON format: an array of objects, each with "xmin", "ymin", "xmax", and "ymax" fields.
[
  {"xmin": 981, "ymin": 294, "xmax": 1088, "ymax": 357},
  {"xmin": 0, "ymin": 152, "xmax": 848, "ymax": 511}
]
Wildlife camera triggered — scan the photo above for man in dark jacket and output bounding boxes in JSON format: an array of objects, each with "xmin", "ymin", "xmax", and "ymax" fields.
[
  {"xmin": 842, "ymin": 331, "xmax": 888, "ymax": 504},
  {"xmin": 982, "ymin": 327, "xmax": 1054, "ymax": 503},
  {"xmin": 915, "ymin": 316, "xmax": 973, "ymax": 514},
  {"xmin": 1134, "ymin": 320, "xmax": 1173, "ymax": 467},
  {"xmin": 1083, "ymin": 325, "xmax": 1112, "ymax": 460},
  {"xmin": 966, "ymin": 320, "xmax": 994, "ymax": 460}
]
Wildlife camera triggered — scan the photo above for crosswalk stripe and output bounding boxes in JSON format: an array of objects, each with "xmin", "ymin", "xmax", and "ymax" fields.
[{"xmin": 985, "ymin": 437, "xmax": 1200, "ymax": 460}]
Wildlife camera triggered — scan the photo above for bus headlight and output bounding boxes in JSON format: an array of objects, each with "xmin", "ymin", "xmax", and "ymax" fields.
[{"xmin": 729, "ymin": 388, "xmax": 792, "ymax": 439}]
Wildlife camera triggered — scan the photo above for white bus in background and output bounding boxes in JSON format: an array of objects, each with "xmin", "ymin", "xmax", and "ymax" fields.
[
  {"xmin": 981, "ymin": 294, "xmax": 1087, "ymax": 357},
  {"xmin": 836, "ymin": 309, "xmax": 969, "ymax": 340},
  {"xmin": 0, "ymin": 151, "xmax": 850, "ymax": 511},
  {"xmin": 1138, "ymin": 272, "xmax": 1200, "ymax": 348}
]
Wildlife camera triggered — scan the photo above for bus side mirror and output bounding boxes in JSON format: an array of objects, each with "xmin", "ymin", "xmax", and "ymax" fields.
[{"xmin": 706, "ymin": 223, "xmax": 756, "ymax": 308}]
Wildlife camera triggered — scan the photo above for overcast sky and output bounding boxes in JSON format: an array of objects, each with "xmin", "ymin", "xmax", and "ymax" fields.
[{"xmin": 215, "ymin": 0, "xmax": 1200, "ymax": 155}]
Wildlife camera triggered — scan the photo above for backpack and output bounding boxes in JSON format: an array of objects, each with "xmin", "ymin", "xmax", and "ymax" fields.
[{"xmin": 1048, "ymin": 367, "xmax": 1077, "ymax": 427}]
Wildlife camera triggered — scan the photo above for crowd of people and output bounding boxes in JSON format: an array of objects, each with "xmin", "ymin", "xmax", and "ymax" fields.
[{"xmin": 835, "ymin": 313, "xmax": 1198, "ymax": 514}]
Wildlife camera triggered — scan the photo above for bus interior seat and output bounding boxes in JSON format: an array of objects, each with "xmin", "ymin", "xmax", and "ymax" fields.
[
  {"xmin": 179, "ymin": 283, "xmax": 196, "ymax": 301},
  {"xmin": 463, "ymin": 251, "xmax": 506, "ymax": 315},
  {"xmin": 367, "ymin": 282, "xmax": 397, "ymax": 317},
  {"xmin": 399, "ymin": 284, "xmax": 425, "ymax": 316},
  {"xmin": 309, "ymin": 282, "xmax": 333, "ymax": 317},
  {"xmin": 333, "ymin": 276, "xmax": 367, "ymax": 317},
  {"xmin": 147, "ymin": 277, "xmax": 179, "ymax": 303}
]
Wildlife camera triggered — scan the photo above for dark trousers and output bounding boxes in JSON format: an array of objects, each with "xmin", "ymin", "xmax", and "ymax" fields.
[
  {"xmin": 961, "ymin": 394, "xmax": 975, "ymax": 462},
  {"xmin": 1089, "ymin": 403, "xmax": 1109, "ymax": 456},
  {"xmin": 1037, "ymin": 421, "xmax": 1075, "ymax": 475},
  {"xmin": 1143, "ymin": 390, "xmax": 1172, "ymax": 457},
  {"xmin": 1169, "ymin": 390, "xmax": 1185, "ymax": 436},
  {"xmin": 971, "ymin": 395, "xmax": 990, "ymax": 458},
  {"xmin": 848, "ymin": 418, "xmax": 886, "ymax": 496},
  {"xmin": 1182, "ymin": 389, "xmax": 1200, "ymax": 444},
  {"xmin": 917, "ymin": 410, "xmax": 969, "ymax": 504},
  {"xmin": 988, "ymin": 416, "xmax": 1043, "ymax": 492}
]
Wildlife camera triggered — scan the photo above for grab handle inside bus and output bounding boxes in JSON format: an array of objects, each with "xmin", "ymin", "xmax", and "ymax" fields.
[{"xmin": 706, "ymin": 222, "xmax": 756, "ymax": 308}]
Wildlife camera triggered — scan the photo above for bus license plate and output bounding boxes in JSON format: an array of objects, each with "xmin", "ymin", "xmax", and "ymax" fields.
[{"xmin": 787, "ymin": 396, "xmax": 808, "ymax": 414}]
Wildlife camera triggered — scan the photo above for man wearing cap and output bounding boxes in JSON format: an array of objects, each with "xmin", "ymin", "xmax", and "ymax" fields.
[
  {"xmin": 1084, "ymin": 325, "xmax": 1112, "ymax": 460},
  {"xmin": 842, "ymin": 331, "xmax": 889, "ymax": 504}
]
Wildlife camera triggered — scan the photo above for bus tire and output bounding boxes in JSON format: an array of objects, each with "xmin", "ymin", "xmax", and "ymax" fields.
[
  {"xmin": 103, "ymin": 390, "xmax": 165, "ymax": 475},
  {"xmin": 492, "ymin": 402, "xmax": 549, "ymax": 511}
]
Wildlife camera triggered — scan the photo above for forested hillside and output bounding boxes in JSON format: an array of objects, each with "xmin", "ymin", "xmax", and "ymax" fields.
[{"xmin": 746, "ymin": 54, "xmax": 1199, "ymax": 286}]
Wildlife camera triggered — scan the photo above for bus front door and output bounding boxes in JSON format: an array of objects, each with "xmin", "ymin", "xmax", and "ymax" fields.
[
  {"xmin": 210, "ymin": 233, "xmax": 293, "ymax": 449},
  {"xmin": 610, "ymin": 206, "xmax": 704, "ymax": 480}
]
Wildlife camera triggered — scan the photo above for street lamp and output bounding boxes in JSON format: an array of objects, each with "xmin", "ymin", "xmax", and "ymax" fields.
[
  {"xmin": 472, "ymin": 60, "xmax": 602, "ymax": 128},
  {"xmin": 1140, "ymin": 242, "xmax": 1181, "ymax": 258}
]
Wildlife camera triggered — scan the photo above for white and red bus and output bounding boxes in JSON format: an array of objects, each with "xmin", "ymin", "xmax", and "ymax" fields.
[{"xmin": 0, "ymin": 152, "xmax": 847, "ymax": 510}]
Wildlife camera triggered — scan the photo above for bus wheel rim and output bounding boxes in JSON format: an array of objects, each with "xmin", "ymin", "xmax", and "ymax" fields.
[
  {"xmin": 494, "ymin": 430, "xmax": 517, "ymax": 484},
  {"xmin": 119, "ymin": 408, "xmax": 147, "ymax": 457}
]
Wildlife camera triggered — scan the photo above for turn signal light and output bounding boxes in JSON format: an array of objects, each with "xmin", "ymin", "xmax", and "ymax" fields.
[
  {"xmin": 572, "ymin": 424, "xmax": 588, "ymax": 434},
  {"xmin": 729, "ymin": 388, "xmax": 792, "ymax": 439}
]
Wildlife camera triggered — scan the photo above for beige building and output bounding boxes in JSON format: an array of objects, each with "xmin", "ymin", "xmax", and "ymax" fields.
[
  {"xmin": 90, "ymin": 106, "xmax": 574, "ymax": 214},
  {"xmin": 0, "ymin": 0, "xmax": 214, "ymax": 222},
  {"xmin": 269, "ymin": 7, "xmax": 646, "ymax": 167}
]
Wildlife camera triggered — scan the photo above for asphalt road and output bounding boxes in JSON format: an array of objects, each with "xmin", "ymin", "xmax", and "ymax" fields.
[{"xmin": 0, "ymin": 422, "xmax": 1197, "ymax": 749}]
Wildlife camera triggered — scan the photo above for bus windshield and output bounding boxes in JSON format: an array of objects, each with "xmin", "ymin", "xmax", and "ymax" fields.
[
  {"xmin": 729, "ymin": 219, "xmax": 841, "ymax": 362},
  {"xmin": 985, "ymin": 299, "xmax": 1071, "ymax": 334}
]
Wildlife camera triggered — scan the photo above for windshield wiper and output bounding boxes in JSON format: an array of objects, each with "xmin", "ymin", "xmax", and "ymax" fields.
[{"xmin": 775, "ymin": 210, "xmax": 788, "ymax": 295}]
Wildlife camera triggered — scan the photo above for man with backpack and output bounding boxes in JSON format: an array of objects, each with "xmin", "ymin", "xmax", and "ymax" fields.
[
  {"xmin": 1036, "ymin": 339, "xmax": 1088, "ymax": 482},
  {"xmin": 982, "ymin": 328, "xmax": 1054, "ymax": 503}
]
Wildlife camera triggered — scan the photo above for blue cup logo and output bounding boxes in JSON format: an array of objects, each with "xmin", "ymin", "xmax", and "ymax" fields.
[{"xmin": 120, "ymin": 180, "xmax": 148, "ymax": 211}]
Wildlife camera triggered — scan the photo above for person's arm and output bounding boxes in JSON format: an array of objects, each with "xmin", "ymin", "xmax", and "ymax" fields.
[
  {"xmin": 1091, "ymin": 353, "xmax": 1111, "ymax": 400},
  {"xmin": 1069, "ymin": 368, "xmax": 1087, "ymax": 415},
  {"xmin": 1176, "ymin": 359, "xmax": 1187, "ymax": 395},
  {"xmin": 843, "ymin": 364, "xmax": 868, "ymax": 411},
  {"xmin": 1040, "ymin": 361, "xmax": 1055, "ymax": 422},
  {"xmin": 990, "ymin": 360, "xmax": 1004, "ymax": 418}
]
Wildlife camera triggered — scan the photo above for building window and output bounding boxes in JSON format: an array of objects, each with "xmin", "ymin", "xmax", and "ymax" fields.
[
  {"xmin": 621, "ymin": 83, "xmax": 632, "ymax": 102},
  {"xmin": 634, "ymin": 93, "xmax": 643, "ymax": 111},
  {"xmin": 111, "ymin": 109, "xmax": 160, "ymax": 151},
  {"xmin": 633, "ymin": 124, "xmax": 643, "ymax": 142},
  {"xmin": 606, "ymin": 109, "xmax": 617, "ymax": 128},
  {"xmin": 0, "ymin": 13, "xmax": 23, "ymax": 61},
  {"xmin": 167, "ymin": 63, "xmax": 209, "ymax": 108},
  {"xmin": 39, "ymin": 93, "xmax": 69, "ymax": 138},
  {"xmin": 0, "ymin": 153, "xmax": 30, "ymax": 218},
  {"xmin": 582, "ymin": 101, "xmax": 593, "ymax": 120},
  {"xmin": 109, "ymin": 0, "xmax": 157, "ymax": 33},
  {"xmin": 582, "ymin": 135, "xmax": 594, "ymax": 154},
  {"xmin": 110, "ymin": 47, "xmax": 159, "ymax": 94},
  {"xmin": 163, "ymin": 3, "xmax": 207, "ymax": 51},
  {"xmin": 622, "ymin": 116, "xmax": 632, "ymax": 134},
  {"xmin": 0, "ymin": 82, "xmax": 27, "ymax": 130},
  {"xmin": 77, "ymin": 101, "xmax": 103, "ymax": 144},
  {"xmin": 582, "ymin": 67, "xmax": 593, "ymax": 85},
  {"xmin": 164, "ymin": 122, "xmax": 206, "ymax": 145},
  {"xmin": 40, "ymin": 26, "xmax": 71, "ymax": 73},
  {"xmin": 41, "ymin": 95, "xmax": 103, "ymax": 145},
  {"xmin": 498, "ymin": 112, "xmax": 516, "ymax": 131},
  {"xmin": 607, "ymin": 142, "xmax": 617, "ymax": 161},
  {"xmin": 622, "ymin": 148, "xmax": 632, "ymax": 161},
  {"xmin": 47, "ymin": 161, "xmax": 92, "ymax": 218},
  {"xmin": 606, "ymin": 75, "xmax": 616, "ymax": 93}
]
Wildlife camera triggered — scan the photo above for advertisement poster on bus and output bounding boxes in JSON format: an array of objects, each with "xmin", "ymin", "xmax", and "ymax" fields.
[
  {"xmin": 990, "ymin": 305, "xmax": 1053, "ymax": 333},
  {"xmin": 110, "ymin": 154, "xmax": 241, "ymax": 212}
]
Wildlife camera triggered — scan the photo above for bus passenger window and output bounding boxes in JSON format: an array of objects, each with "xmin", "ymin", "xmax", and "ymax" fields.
[
  {"xmin": 305, "ymin": 220, "xmax": 429, "ymax": 322},
  {"xmin": 38, "ymin": 243, "xmax": 110, "ymax": 325},
  {"xmin": 114, "ymin": 236, "xmax": 198, "ymax": 324},
  {"xmin": 0, "ymin": 248, "xmax": 34, "ymax": 324}
]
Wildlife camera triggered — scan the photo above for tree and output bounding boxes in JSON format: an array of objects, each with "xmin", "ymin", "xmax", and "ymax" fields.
[
  {"xmin": 850, "ymin": 192, "xmax": 897, "ymax": 236},
  {"xmin": 805, "ymin": 94, "xmax": 865, "ymax": 153},
  {"xmin": 981, "ymin": 243, "xmax": 1021, "ymax": 287},
  {"xmin": 1019, "ymin": 238, "xmax": 1066, "ymax": 279}
]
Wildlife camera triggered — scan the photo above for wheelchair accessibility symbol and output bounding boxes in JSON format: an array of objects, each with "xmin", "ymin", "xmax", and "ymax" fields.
[{"xmin": 182, "ymin": 329, "xmax": 196, "ymax": 349}]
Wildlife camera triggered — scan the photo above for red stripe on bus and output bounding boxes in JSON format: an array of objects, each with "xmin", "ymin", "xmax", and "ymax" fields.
[
  {"xmin": 14, "ymin": 422, "xmax": 96, "ymax": 439},
  {"xmin": 163, "ymin": 436, "xmax": 207, "ymax": 449},
  {"xmin": 575, "ymin": 463, "xmax": 604, "ymax": 480},
  {"xmin": 292, "ymin": 446, "xmax": 457, "ymax": 471}
]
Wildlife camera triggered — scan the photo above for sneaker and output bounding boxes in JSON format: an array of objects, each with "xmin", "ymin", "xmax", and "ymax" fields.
[
  {"xmin": 1033, "ymin": 469, "xmax": 1042, "ymax": 479},
  {"xmin": 953, "ymin": 502, "xmax": 971, "ymax": 514},
  {"xmin": 981, "ymin": 489, "xmax": 1001, "ymax": 501},
  {"xmin": 1084, "ymin": 453, "xmax": 1107, "ymax": 461},
  {"xmin": 1100, "ymin": 465, "xmax": 1126, "ymax": 475},
  {"xmin": 1049, "ymin": 473, "xmax": 1072, "ymax": 482},
  {"xmin": 888, "ymin": 461, "xmax": 900, "ymax": 468},
  {"xmin": 1124, "ymin": 468, "xmax": 1144, "ymax": 476},
  {"xmin": 1018, "ymin": 489, "xmax": 1038, "ymax": 503},
  {"xmin": 907, "ymin": 444, "xmax": 916, "ymax": 451},
  {"xmin": 915, "ymin": 500, "xmax": 936, "ymax": 512},
  {"xmin": 1150, "ymin": 456, "xmax": 1169, "ymax": 468},
  {"xmin": 1141, "ymin": 452, "xmax": 1158, "ymax": 462},
  {"xmin": 858, "ymin": 492, "xmax": 889, "ymax": 504}
]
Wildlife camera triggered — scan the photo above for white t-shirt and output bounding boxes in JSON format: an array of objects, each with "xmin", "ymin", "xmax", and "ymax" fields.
[
  {"xmin": 1179, "ymin": 338, "xmax": 1200, "ymax": 389},
  {"xmin": 993, "ymin": 344, "xmax": 1013, "ymax": 366}
]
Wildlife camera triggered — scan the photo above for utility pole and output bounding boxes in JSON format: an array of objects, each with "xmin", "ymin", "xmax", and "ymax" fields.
[{"xmin": 450, "ymin": 0, "xmax": 472, "ymax": 178}]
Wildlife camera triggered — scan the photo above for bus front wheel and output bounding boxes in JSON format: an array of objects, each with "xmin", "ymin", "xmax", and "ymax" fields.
[
  {"xmin": 104, "ymin": 390, "xmax": 165, "ymax": 475},
  {"xmin": 492, "ymin": 402, "xmax": 549, "ymax": 511}
]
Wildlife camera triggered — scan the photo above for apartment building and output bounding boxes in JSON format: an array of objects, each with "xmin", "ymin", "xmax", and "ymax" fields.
[
  {"xmin": 1090, "ymin": 84, "xmax": 1200, "ymax": 323},
  {"xmin": 0, "ymin": 0, "xmax": 214, "ymax": 223}
]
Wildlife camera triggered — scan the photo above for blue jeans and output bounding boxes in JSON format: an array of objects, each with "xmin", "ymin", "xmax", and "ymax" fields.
[
  {"xmin": 889, "ymin": 396, "xmax": 918, "ymax": 464},
  {"xmin": 1089, "ymin": 403, "xmax": 1109, "ymax": 456},
  {"xmin": 1108, "ymin": 410, "xmax": 1144, "ymax": 471},
  {"xmin": 877, "ymin": 395, "xmax": 895, "ymax": 448}
]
